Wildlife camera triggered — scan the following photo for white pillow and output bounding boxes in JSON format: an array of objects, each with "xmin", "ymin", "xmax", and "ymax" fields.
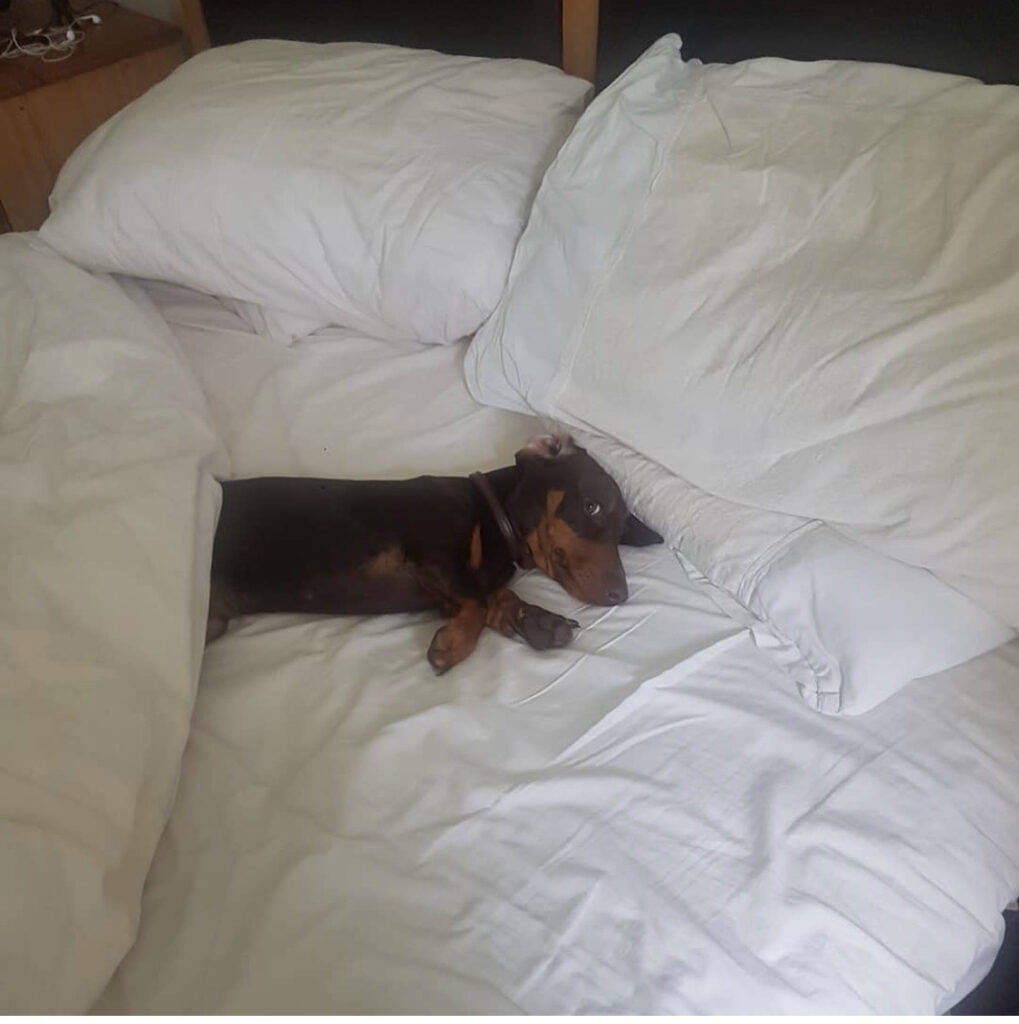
[
  {"xmin": 580, "ymin": 431, "xmax": 1014, "ymax": 714},
  {"xmin": 40, "ymin": 40, "xmax": 591, "ymax": 345},
  {"xmin": 467, "ymin": 35, "xmax": 1019, "ymax": 628},
  {"xmin": 0, "ymin": 236, "xmax": 227, "ymax": 1011}
]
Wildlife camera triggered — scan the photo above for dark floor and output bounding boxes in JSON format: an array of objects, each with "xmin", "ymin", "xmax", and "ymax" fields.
[{"xmin": 951, "ymin": 910, "xmax": 1019, "ymax": 1015}]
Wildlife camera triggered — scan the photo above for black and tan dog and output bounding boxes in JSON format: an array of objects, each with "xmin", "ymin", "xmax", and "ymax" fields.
[{"xmin": 207, "ymin": 435, "xmax": 661, "ymax": 672}]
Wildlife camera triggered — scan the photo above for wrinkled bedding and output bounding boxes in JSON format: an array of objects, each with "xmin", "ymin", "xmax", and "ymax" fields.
[
  {"xmin": 0, "ymin": 236, "xmax": 226, "ymax": 1011},
  {"xmin": 1, "ymin": 243, "xmax": 1017, "ymax": 1012},
  {"xmin": 75, "ymin": 277, "xmax": 1019, "ymax": 1014}
]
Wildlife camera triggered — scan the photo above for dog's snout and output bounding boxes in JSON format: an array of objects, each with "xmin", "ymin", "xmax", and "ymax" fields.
[{"xmin": 574, "ymin": 554, "xmax": 628, "ymax": 607}]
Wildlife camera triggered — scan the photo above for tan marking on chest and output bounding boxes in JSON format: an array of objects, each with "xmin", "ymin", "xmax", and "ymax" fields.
[
  {"xmin": 469, "ymin": 525, "xmax": 483, "ymax": 570},
  {"xmin": 525, "ymin": 489, "xmax": 566, "ymax": 573}
]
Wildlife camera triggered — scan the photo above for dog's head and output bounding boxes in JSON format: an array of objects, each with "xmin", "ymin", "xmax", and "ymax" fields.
[{"xmin": 507, "ymin": 434, "xmax": 662, "ymax": 606}]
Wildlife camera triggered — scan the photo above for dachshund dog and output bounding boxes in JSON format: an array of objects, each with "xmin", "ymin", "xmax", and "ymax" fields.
[{"xmin": 207, "ymin": 435, "xmax": 661, "ymax": 672}]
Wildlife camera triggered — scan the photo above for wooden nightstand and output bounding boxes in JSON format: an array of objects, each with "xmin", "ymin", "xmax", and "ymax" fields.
[{"xmin": 0, "ymin": 6, "xmax": 189, "ymax": 232}]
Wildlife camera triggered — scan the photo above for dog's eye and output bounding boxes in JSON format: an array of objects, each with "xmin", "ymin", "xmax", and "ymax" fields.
[{"xmin": 584, "ymin": 500, "xmax": 601, "ymax": 517}]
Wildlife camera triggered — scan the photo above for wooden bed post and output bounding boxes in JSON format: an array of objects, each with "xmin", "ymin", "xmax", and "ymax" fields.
[
  {"xmin": 174, "ymin": 0, "xmax": 211, "ymax": 54},
  {"xmin": 562, "ymin": 0, "xmax": 598, "ymax": 82}
]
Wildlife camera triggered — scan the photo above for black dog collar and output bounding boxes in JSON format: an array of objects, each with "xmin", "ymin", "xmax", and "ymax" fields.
[{"xmin": 469, "ymin": 471, "xmax": 531, "ymax": 569}]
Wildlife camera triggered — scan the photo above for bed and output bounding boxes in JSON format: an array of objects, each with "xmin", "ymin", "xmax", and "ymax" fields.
[{"xmin": 2, "ymin": 0, "xmax": 1018, "ymax": 1014}]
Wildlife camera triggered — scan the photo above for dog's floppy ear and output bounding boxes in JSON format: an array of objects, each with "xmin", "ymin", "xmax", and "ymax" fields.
[
  {"xmin": 515, "ymin": 433, "xmax": 577, "ymax": 463},
  {"xmin": 620, "ymin": 514, "xmax": 663, "ymax": 547}
]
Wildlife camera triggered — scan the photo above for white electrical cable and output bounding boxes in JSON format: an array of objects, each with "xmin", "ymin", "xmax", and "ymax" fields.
[{"xmin": 1, "ymin": 13, "xmax": 101, "ymax": 63}]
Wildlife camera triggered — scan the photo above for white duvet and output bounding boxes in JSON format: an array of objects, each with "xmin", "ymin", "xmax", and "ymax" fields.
[
  {"xmin": 74, "ymin": 279, "xmax": 1019, "ymax": 1013},
  {"xmin": 0, "ymin": 236, "xmax": 226, "ymax": 1011},
  {"xmin": 2, "ymin": 243, "xmax": 1018, "ymax": 1012},
  {"xmin": 98, "ymin": 564, "xmax": 1019, "ymax": 1014}
]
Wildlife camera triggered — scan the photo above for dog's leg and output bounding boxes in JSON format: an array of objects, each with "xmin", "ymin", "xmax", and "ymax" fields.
[
  {"xmin": 427, "ymin": 598, "xmax": 487, "ymax": 674},
  {"xmin": 411, "ymin": 562, "xmax": 491, "ymax": 674},
  {"xmin": 485, "ymin": 588, "xmax": 578, "ymax": 651}
]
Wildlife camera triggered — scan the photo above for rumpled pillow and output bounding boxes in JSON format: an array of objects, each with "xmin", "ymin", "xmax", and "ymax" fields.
[
  {"xmin": 40, "ymin": 40, "xmax": 591, "ymax": 345},
  {"xmin": 466, "ymin": 35, "xmax": 1019, "ymax": 707},
  {"xmin": 579, "ymin": 431, "xmax": 1013, "ymax": 714}
]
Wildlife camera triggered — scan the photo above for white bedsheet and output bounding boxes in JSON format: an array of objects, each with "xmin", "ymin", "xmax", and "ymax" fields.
[
  {"xmin": 123, "ymin": 280, "xmax": 537, "ymax": 480},
  {"xmin": 95, "ymin": 283, "xmax": 1019, "ymax": 1014}
]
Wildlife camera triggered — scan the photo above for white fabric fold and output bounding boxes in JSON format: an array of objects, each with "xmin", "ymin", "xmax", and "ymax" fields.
[{"xmin": 0, "ymin": 235, "xmax": 227, "ymax": 1011}]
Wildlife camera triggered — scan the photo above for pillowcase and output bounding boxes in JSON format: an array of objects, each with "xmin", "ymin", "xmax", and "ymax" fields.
[
  {"xmin": 467, "ymin": 35, "xmax": 1019, "ymax": 629},
  {"xmin": 0, "ymin": 235, "xmax": 227, "ymax": 1010},
  {"xmin": 579, "ymin": 431, "xmax": 1013, "ymax": 714},
  {"xmin": 40, "ymin": 40, "xmax": 591, "ymax": 345}
]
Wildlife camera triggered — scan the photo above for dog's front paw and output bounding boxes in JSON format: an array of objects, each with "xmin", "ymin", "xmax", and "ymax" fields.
[
  {"xmin": 428, "ymin": 618, "xmax": 483, "ymax": 674},
  {"xmin": 427, "ymin": 601, "xmax": 487, "ymax": 674},
  {"xmin": 515, "ymin": 603, "xmax": 578, "ymax": 651}
]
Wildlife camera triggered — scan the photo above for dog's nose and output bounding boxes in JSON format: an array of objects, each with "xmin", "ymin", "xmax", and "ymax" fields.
[{"xmin": 605, "ymin": 583, "xmax": 627, "ymax": 605}]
